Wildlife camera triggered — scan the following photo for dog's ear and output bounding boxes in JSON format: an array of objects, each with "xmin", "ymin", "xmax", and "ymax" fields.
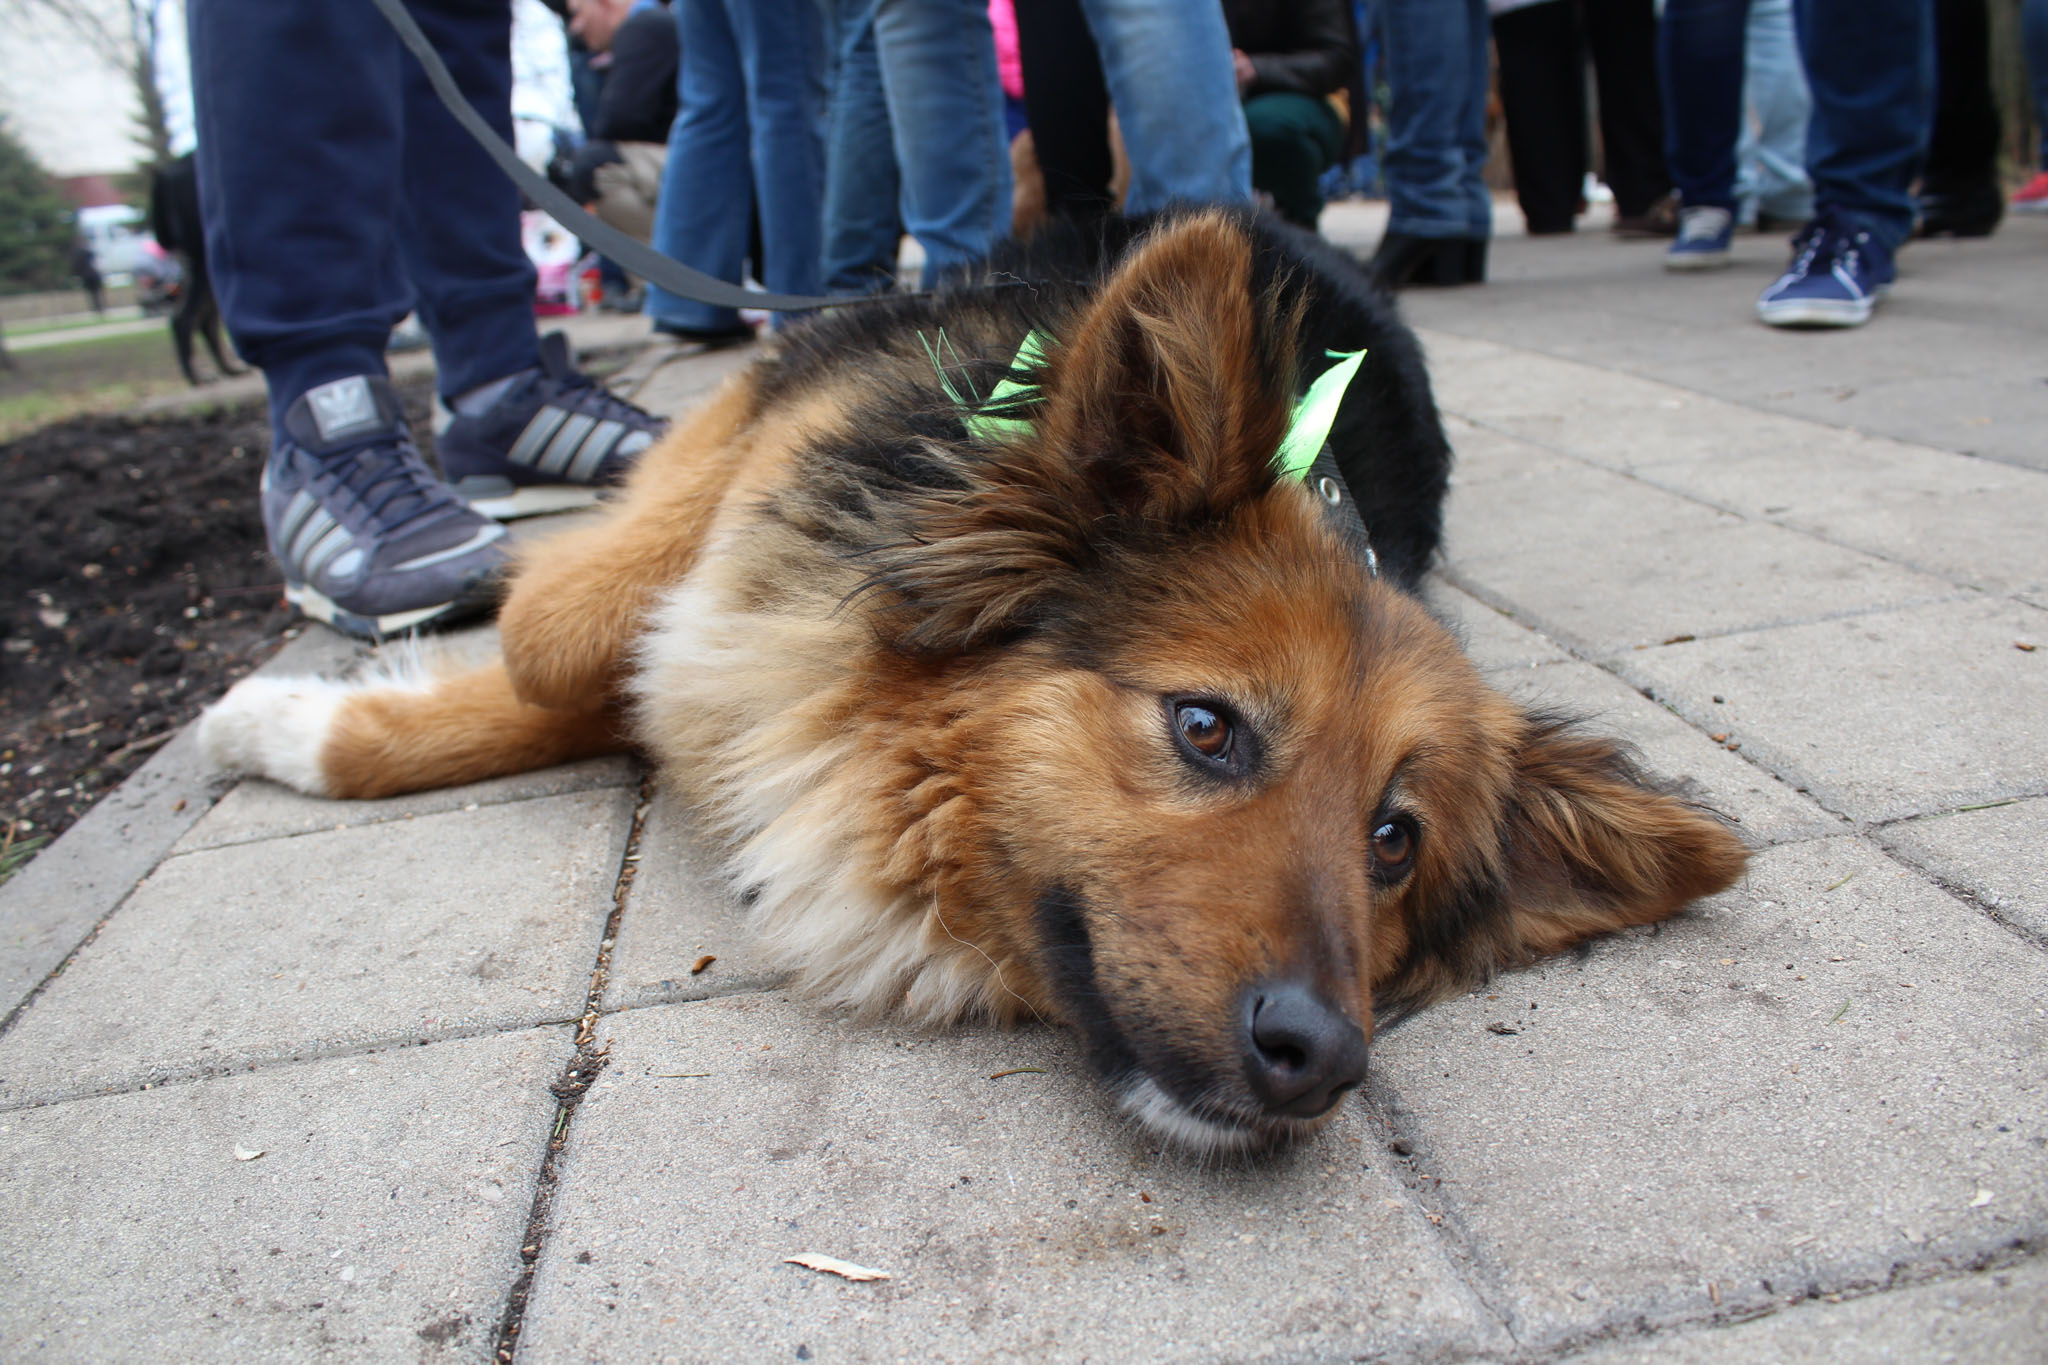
[
  {"xmin": 1385, "ymin": 719, "xmax": 1748, "ymax": 1012},
  {"xmin": 1030, "ymin": 210, "xmax": 1294, "ymax": 526},
  {"xmin": 864, "ymin": 212, "xmax": 1295, "ymax": 654},
  {"xmin": 1491, "ymin": 720, "xmax": 1749, "ymax": 962}
]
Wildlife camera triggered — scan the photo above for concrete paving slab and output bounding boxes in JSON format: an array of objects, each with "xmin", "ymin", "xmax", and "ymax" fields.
[
  {"xmin": 1559, "ymin": 1255, "xmax": 2048, "ymax": 1365},
  {"xmin": 0, "ymin": 1026, "xmax": 568, "ymax": 1363},
  {"xmin": 1426, "ymin": 579, "xmax": 1573, "ymax": 673},
  {"xmin": 0, "ymin": 788, "xmax": 631, "ymax": 1106},
  {"xmin": 176, "ymin": 757, "xmax": 638, "ymax": 855},
  {"xmin": 519, "ymin": 994, "xmax": 1513, "ymax": 1364},
  {"xmin": 0, "ymin": 628, "xmax": 364, "ymax": 1021},
  {"xmin": 1631, "ymin": 432, "xmax": 2048, "ymax": 597},
  {"xmin": 1370, "ymin": 835, "xmax": 2048, "ymax": 1350},
  {"xmin": 1615, "ymin": 598, "xmax": 2048, "ymax": 823},
  {"xmin": 1495, "ymin": 660, "xmax": 1840, "ymax": 847},
  {"xmin": 603, "ymin": 789, "xmax": 785, "ymax": 1011},
  {"xmin": 1876, "ymin": 797, "xmax": 2048, "ymax": 945},
  {"xmin": 1444, "ymin": 464, "xmax": 1958, "ymax": 655},
  {"xmin": 1442, "ymin": 412, "xmax": 1582, "ymax": 484}
]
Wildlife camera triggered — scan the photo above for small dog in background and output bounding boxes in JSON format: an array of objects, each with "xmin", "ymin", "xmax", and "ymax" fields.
[
  {"xmin": 149, "ymin": 152, "xmax": 244, "ymax": 386},
  {"xmin": 203, "ymin": 210, "xmax": 1747, "ymax": 1154}
]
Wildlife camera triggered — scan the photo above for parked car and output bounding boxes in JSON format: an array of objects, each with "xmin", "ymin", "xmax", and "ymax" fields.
[{"xmin": 75, "ymin": 204, "xmax": 158, "ymax": 281}]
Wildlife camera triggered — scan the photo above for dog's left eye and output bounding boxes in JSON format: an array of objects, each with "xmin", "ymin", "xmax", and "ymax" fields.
[{"xmin": 1172, "ymin": 702, "xmax": 1234, "ymax": 763}]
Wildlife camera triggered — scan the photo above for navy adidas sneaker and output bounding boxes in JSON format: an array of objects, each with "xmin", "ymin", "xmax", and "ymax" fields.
[
  {"xmin": 434, "ymin": 332, "xmax": 666, "ymax": 519},
  {"xmin": 264, "ymin": 375, "xmax": 509, "ymax": 639}
]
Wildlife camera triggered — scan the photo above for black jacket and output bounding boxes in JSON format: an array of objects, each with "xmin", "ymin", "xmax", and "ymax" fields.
[
  {"xmin": 1221, "ymin": 0, "xmax": 1357, "ymax": 99},
  {"xmin": 590, "ymin": 7, "xmax": 679, "ymax": 145}
]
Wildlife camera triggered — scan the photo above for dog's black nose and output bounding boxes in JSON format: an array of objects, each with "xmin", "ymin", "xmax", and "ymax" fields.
[{"xmin": 1242, "ymin": 983, "xmax": 1370, "ymax": 1118}]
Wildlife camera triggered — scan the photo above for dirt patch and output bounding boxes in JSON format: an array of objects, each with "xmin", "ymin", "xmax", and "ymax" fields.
[{"xmin": 1, "ymin": 380, "xmax": 442, "ymax": 873}]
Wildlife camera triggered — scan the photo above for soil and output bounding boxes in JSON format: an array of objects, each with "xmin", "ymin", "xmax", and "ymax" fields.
[{"xmin": 0, "ymin": 379, "xmax": 441, "ymax": 868}]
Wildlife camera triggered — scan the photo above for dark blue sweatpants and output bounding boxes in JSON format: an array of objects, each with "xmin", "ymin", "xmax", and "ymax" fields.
[{"xmin": 188, "ymin": 0, "xmax": 541, "ymax": 430}]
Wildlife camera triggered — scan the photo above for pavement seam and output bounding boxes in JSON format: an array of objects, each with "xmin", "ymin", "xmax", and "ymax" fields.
[
  {"xmin": 1420, "ymin": 324, "xmax": 2048, "ymax": 483},
  {"xmin": 1356, "ymin": 1070, "xmax": 1527, "ymax": 1353},
  {"xmin": 491, "ymin": 775, "xmax": 653, "ymax": 1365},
  {"xmin": 1861, "ymin": 830, "xmax": 2048, "ymax": 957},
  {"xmin": 0, "ymin": 1013, "xmax": 592, "ymax": 1113},
  {"xmin": 1504, "ymin": 1233, "xmax": 2047, "ymax": 1364},
  {"xmin": 1442, "ymin": 402, "xmax": 2046, "ymax": 611},
  {"xmin": 167, "ymin": 771, "xmax": 642, "ymax": 857}
]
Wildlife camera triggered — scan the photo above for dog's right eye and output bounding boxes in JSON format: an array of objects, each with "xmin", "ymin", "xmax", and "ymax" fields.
[{"xmin": 1169, "ymin": 700, "xmax": 1242, "ymax": 772}]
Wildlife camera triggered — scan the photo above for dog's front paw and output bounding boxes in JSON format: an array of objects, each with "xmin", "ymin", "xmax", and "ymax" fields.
[{"xmin": 199, "ymin": 675, "xmax": 353, "ymax": 796}]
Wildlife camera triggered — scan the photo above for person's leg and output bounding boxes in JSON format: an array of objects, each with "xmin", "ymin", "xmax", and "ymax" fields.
[
  {"xmin": 1734, "ymin": 0, "xmax": 1812, "ymax": 226},
  {"xmin": 396, "ymin": 0, "xmax": 542, "ymax": 402},
  {"xmin": 1917, "ymin": 0, "xmax": 2002, "ymax": 236},
  {"xmin": 821, "ymin": 0, "xmax": 905, "ymax": 294},
  {"xmin": 1455, "ymin": 0, "xmax": 1494, "ymax": 244},
  {"xmin": 189, "ymin": 0, "xmax": 412, "ymax": 430},
  {"xmin": 1491, "ymin": 0, "xmax": 1587, "ymax": 235},
  {"xmin": 729, "ymin": 0, "xmax": 829, "ymax": 314},
  {"xmin": 188, "ymin": 0, "xmax": 512, "ymax": 637},
  {"xmin": 2029, "ymin": 0, "xmax": 2048, "ymax": 169},
  {"xmin": 1376, "ymin": 0, "xmax": 1489, "ymax": 241},
  {"xmin": 874, "ymin": 0, "xmax": 1011, "ymax": 284},
  {"xmin": 1244, "ymin": 92, "xmax": 1346, "ymax": 230},
  {"xmin": 1013, "ymin": 0, "xmax": 1116, "ymax": 221},
  {"xmin": 1756, "ymin": 0, "xmax": 1931, "ymax": 325},
  {"xmin": 1657, "ymin": 0, "xmax": 1750, "ymax": 213},
  {"xmin": 1793, "ymin": 0, "xmax": 1932, "ymax": 255},
  {"xmin": 1074, "ymin": 0, "xmax": 1251, "ymax": 212},
  {"xmin": 1584, "ymin": 0, "xmax": 1670, "ymax": 220},
  {"xmin": 646, "ymin": 0, "xmax": 756, "ymax": 335}
]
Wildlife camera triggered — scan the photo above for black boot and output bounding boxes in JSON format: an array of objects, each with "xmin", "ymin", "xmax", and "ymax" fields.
[
  {"xmin": 1367, "ymin": 233, "xmax": 1486, "ymax": 290},
  {"xmin": 1916, "ymin": 177, "xmax": 2004, "ymax": 238}
]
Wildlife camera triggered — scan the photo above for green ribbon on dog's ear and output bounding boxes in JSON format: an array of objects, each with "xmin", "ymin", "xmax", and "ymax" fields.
[
  {"xmin": 962, "ymin": 329, "xmax": 1052, "ymax": 445},
  {"xmin": 941, "ymin": 332, "xmax": 1368, "ymax": 480},
  {"xmin": 1272, "ymin": 348, "xmax": 1367, "ymax": 481}
]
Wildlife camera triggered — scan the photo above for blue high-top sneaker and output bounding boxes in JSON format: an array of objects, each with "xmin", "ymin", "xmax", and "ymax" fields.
[
  {"xmin": 434, "ymin": 333, "xmax": 668, "ymax": 519},
  {"xmin": 264, "ymin": 375, "xmax": 509, "ymax": 638}
]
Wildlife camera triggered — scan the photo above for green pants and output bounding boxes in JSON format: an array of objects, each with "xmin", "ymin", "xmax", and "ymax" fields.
[{"xmin": 1245, "ymin": 92, "xmax": 1346, "ymax": 230}]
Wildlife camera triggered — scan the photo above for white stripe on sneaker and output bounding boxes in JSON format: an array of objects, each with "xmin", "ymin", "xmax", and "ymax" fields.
[{"xmin": 564, "ymin": 418, "xmax": 624, "ymax": 483}]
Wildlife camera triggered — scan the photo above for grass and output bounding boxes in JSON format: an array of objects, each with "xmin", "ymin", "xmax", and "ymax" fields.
[
  {"xmin": 0, "ymin": 328, "xmax": 197, "ymax": 440},
  {"xmin": 0, "ymin": 823, "xmax": 50, "ymax": 888}
]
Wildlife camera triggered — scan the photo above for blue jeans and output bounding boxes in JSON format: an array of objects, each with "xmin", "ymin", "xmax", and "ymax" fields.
[
  {"xmin": 1075, "ymin": 0, "xmax": 1251, "ymax": 213},
  {"xmin": 822, "ymin": 0, "xmax": 1010, "ymax": 292},
  {"xmin": 1376, "ymin": 0, "xmax": 1492, "ymax": 239},
  {"xmin": 1733, "ymin": 0, "xmax": 1812, "ymax": 223},
  {"xmin": 1663, "ymin": 0, "xmax": 1928, "ymax": 250},
  {"xmin": 1793, "ymin": 0, "xmax": 1932, "ymax": 252},
  {"xmin": 646, "ymin": 0, "xmax": 827, "ymax": 332},
  {"xmin": 1659, "ymin": 0, "xmax": 1750, "ymax": 212},
  {"xmin": 188, "ymin": 0, "xmax": 539, "ymax": 430}
]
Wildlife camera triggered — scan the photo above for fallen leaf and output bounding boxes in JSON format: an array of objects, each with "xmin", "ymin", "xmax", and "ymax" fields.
[
  {"xmin": 233, "ymin": 1146, "xmax": 265, "ymax": 1162},
  {"xmin": 2017, "ymin": 642, "xmax": 2037, "ymax": 653},
  {"xmin": 987, "ymin": 1066, "xmax": 1046, "ymax": 1080},
  {"xmin": 1662, "ymin": 634, "xmax": 1696, "ymax": 646},
  {"xmin": 690, "ymin": 955, "xmax": 716, "ymax": 975},
  {"xmin": 785, "ymin": 1253, "xmax": 890, "ymax": 1282},
  {"xmin": 1485, "ymin": 1021, "xmax": 1520, "ymax": 1036}
]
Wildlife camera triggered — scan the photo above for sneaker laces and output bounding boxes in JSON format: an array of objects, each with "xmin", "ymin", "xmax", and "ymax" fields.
[
  {"xmin": 308, "ymin": 436, "xmax": 468, "ymax": 535},
  {"xmin": 531, "ymin": 337, "xmax": 662, "ymax": 433}
]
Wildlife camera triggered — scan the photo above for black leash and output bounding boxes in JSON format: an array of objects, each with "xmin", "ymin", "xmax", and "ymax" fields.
[{"xmin": 369, "ymin": 0, "xmax": 844, "ymax": 313}]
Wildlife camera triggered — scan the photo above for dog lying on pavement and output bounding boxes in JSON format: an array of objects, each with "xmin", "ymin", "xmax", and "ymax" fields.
[{"xmin": 204, "ymin": 210, "xmax": 1745, "ymax": 1153}]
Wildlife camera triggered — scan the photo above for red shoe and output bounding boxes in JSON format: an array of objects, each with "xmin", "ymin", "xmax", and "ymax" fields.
[{"xmin": 2012, "ymin": 170, "xmax": 2048, "ymax": 215}]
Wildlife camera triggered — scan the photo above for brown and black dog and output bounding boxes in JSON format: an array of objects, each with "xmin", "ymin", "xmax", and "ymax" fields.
[{"xmin": 204, "ymin": 210, "xmax": 1744, "ymax": 1153}]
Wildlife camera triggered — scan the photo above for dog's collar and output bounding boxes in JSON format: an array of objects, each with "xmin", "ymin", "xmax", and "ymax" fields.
[{"xmin": 929, "ymin": 330, "xmax": 1380, "ymax": 576}]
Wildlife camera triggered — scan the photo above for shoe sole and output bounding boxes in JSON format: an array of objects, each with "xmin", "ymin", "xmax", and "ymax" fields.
[
  {"xmin": 1664, "ymin": 251, "xmax": 1732, "ymax": 272},
  {"xmin": 1755, "ymin": 295, "xmax": 1876, "ymax": 328},
  {"xmin": 464, "ymin": 484, "xmax": 605, "ymax": 520},
  {"xmin": 285, "ymin": 582, "xmax": 496, "ymax": 640}
]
